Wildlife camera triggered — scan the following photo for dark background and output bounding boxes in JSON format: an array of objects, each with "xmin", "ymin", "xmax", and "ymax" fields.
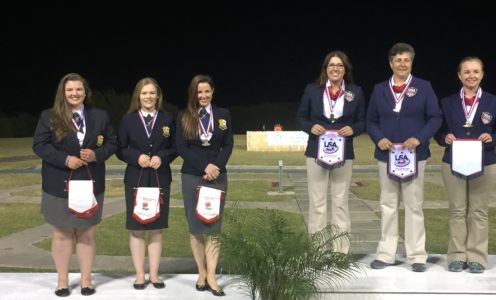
[{"xmin": 1, "ymin": 2, "xmax": 494, "ymax": 135}]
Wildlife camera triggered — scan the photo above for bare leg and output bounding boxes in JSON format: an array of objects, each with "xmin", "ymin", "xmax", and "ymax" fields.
[
  {"xmin": 189, "ymin": 233, "xmax": 207, "ymax": 284},
  {"xmin": 130, "ymin": 230, "xmax": 146, "ymax": 283},
  {"xmin": 75, "ymin": 226, "xmax": 96, "ymax": 288},
  {"xmin": 148, "ymin": 229, "xmax": 163, "ymax": 282},
  {"xmin": 205, "ymin": 235, "xmax": 221, "ymax": 290},
  {"xmin": 52, "ymin": 227, "xmax": 74, "ymax": 289}
]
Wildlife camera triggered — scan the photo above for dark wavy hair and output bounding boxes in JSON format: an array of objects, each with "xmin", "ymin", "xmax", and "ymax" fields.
[
  {"xmin": 50, "ymin": 73, "xmax": 93, "ymax": 141},
  {"xmin": 181, "ymin": 74, "xmax": 215, "ymax": 140},
  {"xmin": 317, "ymin": 50, "xmax": 354, "ymax": 86}
]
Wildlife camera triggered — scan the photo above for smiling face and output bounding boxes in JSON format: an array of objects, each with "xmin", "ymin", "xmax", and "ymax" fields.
[
  {"xmin": 139, "ymin": 83, "xmax": 158, "ymax": 113},
  {"xmin": 389, "ymin": 52, "xmax": 413, "ymax": 83},
  {"xmin": 64, "ymin": 80, "xmax": 86, "ymax": 110},
  {"xmin": 326, "ymin": 56, "xmax": 345, "ymax": 85},
  {"xmin": 197, "ymin": 82, "xmax": 214, "ymax": 108},
  {"xmin": 458, "ymin": 59, "xmax": 484, "ymax": 91}
]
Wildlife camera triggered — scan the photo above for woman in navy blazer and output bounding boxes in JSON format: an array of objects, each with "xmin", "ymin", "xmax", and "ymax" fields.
[
  {"xmin": 32, "ymin": 73, "xmax": 117, "ymax": 296},
  {"xmin": 296, "ymin": 50, "xmax": 366, "ymax": 254},
  {"xmin": 176, "ymin": 74, "xmax": 233, "ymax": 296},
  {"xmin": 435, "ymin": 57, "xmax": 496, "ymax": 273},
  {"xmin": 367, "ymin": 43, "xmax": 442, "ymax": 272},
  {"xmin": 116, "ymin": 77, "xmax": 176, "ymax": 289}
]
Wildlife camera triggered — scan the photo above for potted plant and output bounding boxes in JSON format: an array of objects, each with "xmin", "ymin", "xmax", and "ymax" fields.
[{"xmin": 220, "ymin": 208, "xmax": 362, "ymax": 300}]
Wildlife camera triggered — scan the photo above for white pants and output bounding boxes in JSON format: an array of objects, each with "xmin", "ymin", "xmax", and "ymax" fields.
[
  {"xmin": 375, "ymin": 160, "xmax": 427, "ymax": 265},
  {"xmin": 306, "ymin": 158, "xmax": 352, "ymax": 253}
]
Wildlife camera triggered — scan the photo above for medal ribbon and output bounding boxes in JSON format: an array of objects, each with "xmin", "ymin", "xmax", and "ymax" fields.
[
  {"xmin": 138, "ymin": 111, "xmax": 158, "ymax": 138},
  {"xmin": 71, "ymin": 107, "xmax": 85, "ymax": 133},
  {"xmin": 389, "ymin": 74, "xmax": 412, "ymax": 109},
  {"xmin": 460, "ymin": 87, "xmax": 481, "ymax": 123},
  {"xmin": 199, "ymin": 107, "xmax": 213, "ymax": 139},
  {"xmin": 324, "ymin": 80, "xmax": 345, "ymax": 119}
]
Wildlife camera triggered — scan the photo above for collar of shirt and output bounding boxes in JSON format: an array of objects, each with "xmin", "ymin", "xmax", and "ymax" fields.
[
  {"xmin": 140, "ymin": 109, "xmax": 156, "ymax": 117},
  {"xmin": 197, "ymin": 104, "xmax": 212, "ymax": 114},
  {"xmin": 72, "ymin": 104, "xmax": 85, "ymax": 117}
]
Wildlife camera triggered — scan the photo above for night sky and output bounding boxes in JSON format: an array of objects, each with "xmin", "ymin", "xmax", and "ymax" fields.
[{"xmin": 2, "ymin": 2, "xmax": 494, "ymax": 116}]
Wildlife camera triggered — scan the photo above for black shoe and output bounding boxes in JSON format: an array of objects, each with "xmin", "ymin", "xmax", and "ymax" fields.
[
  {"xmin": 81, "ymin": 287, "xmax": 95, "ymax": 296},
  {"xmin": 195, "ymin": 280, "xmax": 209, "ymax": 291},
  {"xmin": 370, "ymin": 259, "xmax": 390, "ymax": 269},
  {"xmin": 150, "ymin": 279, "xmax": 165, "ymax": 289},
  {"xmin": 411, "ymin": 263, "xmax": 426, "ymax": 272},
  {"xmin": 54, "ymin": 288, "xmax": 70, "ymax": 297},
  {"xmin": 133, "ymin": 281, "xmax": 147, "ymax": 290},
  {"xmin": 208, "ymin": 286, "xmax": 226, "ymax": 297}
]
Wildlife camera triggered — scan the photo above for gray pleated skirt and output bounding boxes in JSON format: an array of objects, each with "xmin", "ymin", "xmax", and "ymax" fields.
[
  {"xmin": 40, "ymin": 191, "xmax": 104, "ymax": 227},
  {"xmin": 181, "ymin": 173, "xmax": 227, "ymax": 234}
]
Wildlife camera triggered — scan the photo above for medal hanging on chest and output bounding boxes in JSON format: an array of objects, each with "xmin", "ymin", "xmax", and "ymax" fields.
[
  {"xmin": 460, "ymin": 87, "xmax": 481, "ymax": 134},
  {"xmin": 199, "ymin": 108, "xmax": 213, "ymax": 146},
  {"xmin": 325, "ymin": 81, "xmax": 344, "ymax": 123},
  {"xmin": 389, "ymin": 74, "xmax": 412, "ymax": 113}
]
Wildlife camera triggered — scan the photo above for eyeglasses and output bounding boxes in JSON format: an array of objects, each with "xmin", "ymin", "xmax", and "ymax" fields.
[{"xmin": 327, "ymin": 64, "xmax": 345, "ymax": 69}]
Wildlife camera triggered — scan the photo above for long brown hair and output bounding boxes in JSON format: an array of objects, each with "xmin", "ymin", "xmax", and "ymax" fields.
[
  {"xmin": 181, "ymin": 74, "xmax": 215, "ymax": 140},
  {"xmin": 50, "ymin": 73, "xmax": 93, "ymax": 141},
  {"xmin": 317, "ymin": 50, "xmax": 354, "ymax": 86},
  {"xmin": 127, "ymin": 77, "xmax": 164, "ymax": 113}
]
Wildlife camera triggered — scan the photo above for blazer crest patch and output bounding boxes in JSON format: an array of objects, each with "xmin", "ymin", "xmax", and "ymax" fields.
[
  {"xmin": 406, "ymin": 87, "xmax": 418, "ymax": 98},
  {"xmin": 162, "ymin": 126, "xmax": 170, "ymax": 137},
  {"xmin": 218, "ymin": 119, "xmax": 227, "ymax": 131},
  {"xmin": 344, "ymin": 91, "xmax": 355, "ymax": 102},
  {"xmin": 481, "ymin": 112, "xmax": 492, "ymax": 125}
]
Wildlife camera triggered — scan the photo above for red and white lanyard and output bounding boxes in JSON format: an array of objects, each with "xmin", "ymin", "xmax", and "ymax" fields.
[
  {"xmin": 460, "ymin": 87, "xmax": 481, "ymax": 123},
  {"xmin": 324, "ymin": 80, "xmax": 345, "ymax": 117},
  {"xmin": 389, "ymin": 74, "xmax": 412, "ymax": 110},
  {"xmin": 199, "ymin": 107, "xmax": 213, "ymax": 138},
  {"xmin": 138, "ymin": 111, "xmax": 158, "ymax": 138}
]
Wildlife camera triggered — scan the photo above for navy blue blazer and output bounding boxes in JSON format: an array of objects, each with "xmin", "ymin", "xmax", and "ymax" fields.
[
  {"xmin": 366, "ymin": 76, "xmax": 442, "ymax": 162},
  {"xmin": 32, "ymin": 107, "xmax": 118, "ymax": 197},
  {"xmin": 116, "ymin": 111, "xmax": 176, "ymax": 188},
  {"xmin": 176, "ymin": 106, "xmax": 234, "ymax": 176},
  {"xmin": 435, "ymin": 90, "xmax": 496, "ymax": 165},
  {"xmin": 295, "ymin": 82, "xmax": 366, "ymax": 159}
]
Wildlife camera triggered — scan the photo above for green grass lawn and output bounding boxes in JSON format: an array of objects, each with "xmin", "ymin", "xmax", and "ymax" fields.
[
  {"xmin": 350, "ymin": 177, "xmax": 449, "ymax": 201},
  {"xmin": 0, "ymin": 134, "xmax": 446, "ymax": 167},
  {"xmin": 3, "ymin": 203, "xmax": 496, "ymax": 262},
  {"xmin": 2, "ymin": 135, "xmax": 495, "ymax": 273},
  {"xmin": 0, "ymin": 203, "xmax": 45, "ymax": 238},
  {"xmin": 404, "ymin": 208, "xmax": 496, "ymax": 254},
  {"xmin": 0, "ymin": 174, "xmax": 40, "ymax": 189},
  {"xmin": 34, "ymin": 207, "xmax": 306, "ymax": 257},
  {"xmin": 171, "ymin": 178, "xmax": 295, "ymax": 202}
]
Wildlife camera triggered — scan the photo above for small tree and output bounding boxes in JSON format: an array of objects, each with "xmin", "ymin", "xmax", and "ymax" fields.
[{"xmin": 221, "ymin": 209, "xmax": 362, "ymax": 300}]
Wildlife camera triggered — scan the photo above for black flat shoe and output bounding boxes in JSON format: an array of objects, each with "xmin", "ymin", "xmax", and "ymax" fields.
[
  {"xmin": 81, "ymin": 286, "xmax": 95, "ymax": 296},
  {"xmin": 133, "ymin": 281, "xmax": 147, "ymax": 290},
  {"xmin": 195, "ymin": 280, "xmax": 209, "ymax": 291},
  {"xmin": 54, "ymin": 288, "xmax": 70, "ymax": 297},
  {"xmin": 208, "ymin": 286, "xmax": 226, "ymax": 297},
  {"xmin": 150, "ymin": 279, "xmax": 165, "ymax": 289}
]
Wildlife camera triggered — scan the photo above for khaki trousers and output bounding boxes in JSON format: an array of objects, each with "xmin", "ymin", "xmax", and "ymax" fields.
[
  {"xmin": 306, "ymin": 158, "xmax": 352, "ymax": 253},
  {"xmin": 375, "ymin": 160, "xmax": 427, "ymax": 265},
  {"xmin": 442, "ymin": 163, "xmax": 496, "ymax": 268}
]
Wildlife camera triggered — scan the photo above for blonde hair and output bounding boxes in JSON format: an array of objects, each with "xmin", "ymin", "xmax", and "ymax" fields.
[{"xmin": 128, "ymin": 77, "xmax": 164, "ymax": 113}]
